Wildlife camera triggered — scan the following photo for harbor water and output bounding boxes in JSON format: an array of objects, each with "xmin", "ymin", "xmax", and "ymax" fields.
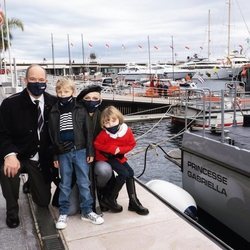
[
  {"xmin": 128, "ymin": 79, "xmax": 229, "ymax": 186},
  {"xmin": 129, "ymin": 119, "xmax": 183, "ymax": 186}
]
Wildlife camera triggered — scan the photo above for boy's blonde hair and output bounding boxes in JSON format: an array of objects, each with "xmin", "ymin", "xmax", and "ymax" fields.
[
  {"xmin": 55, "ymin": 77, "xmax": 75, "ymax": 92},
  {"xmin": 100, "ymin": 106, "xmax": 124, "ymax": 128}
]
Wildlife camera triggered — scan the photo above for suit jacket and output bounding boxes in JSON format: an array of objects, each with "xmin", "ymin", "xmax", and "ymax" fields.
[
  {"xmin": 48, "ymin": 98, "xmax": 94, "ymax": 157},
  {"xmin": 0, "ymin": 88, "xmax": 57, "ymax": 179}
]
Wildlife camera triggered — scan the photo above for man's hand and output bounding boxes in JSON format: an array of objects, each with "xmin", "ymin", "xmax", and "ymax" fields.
[
  {"xmin": 4, "ymin": 155, "xmax": 20, "ymax": 177},
  {"xmin": 53, "ymin": 161, "xmax": 59, "ymax": 168}
]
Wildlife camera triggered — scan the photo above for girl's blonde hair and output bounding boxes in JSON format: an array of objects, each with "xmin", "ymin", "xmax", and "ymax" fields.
[
  {"xmin": 55, "ymin": 77, "xmax": 75, "ymax": 92},
  {"xmin": 100, "ymin": 106, "xmax": 124, "ymax": 128}
]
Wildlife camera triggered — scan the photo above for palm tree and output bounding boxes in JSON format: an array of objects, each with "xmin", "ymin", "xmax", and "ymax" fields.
[{"xmin": 0, "ymin": 15, "xmax": 24, "ymax": 51}]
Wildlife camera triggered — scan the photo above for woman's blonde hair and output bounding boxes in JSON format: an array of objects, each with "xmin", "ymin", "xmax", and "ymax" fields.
[
  {"xmin": 55, "ymin": 77, "xmax": 75, "ymax": 92},
  {"xmin": 100, "ymin": 106, "xmax": 124, "ymax": 128}
]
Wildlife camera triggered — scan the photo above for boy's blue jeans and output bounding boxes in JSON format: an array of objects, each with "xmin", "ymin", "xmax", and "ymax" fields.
[{"xmin": 58, "ymin": 149, "xmax": 93, "ymax": 215}]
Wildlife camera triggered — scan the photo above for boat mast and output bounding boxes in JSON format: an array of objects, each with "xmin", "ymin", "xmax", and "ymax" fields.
[
  {"xmin": 171, "ymin": 35, "xmax": 175, "ymax": 80},
  {"xmin": 208, "ymin": 9, "xmax": 211, "ymax": 60},
  {"xmin": 227, "ymin": 0, "xmax": 231, "ymax": 57},
  {"xmin": 147, "ymin": 35, "xmax": 151, "ymax": 78},
  {"xmin": 67, "ymin": 34, "xmax": 72, "ymax": 76},
  {"xmin": 51, "ymin": 33, "xmax": 55, "ymax": 76}
]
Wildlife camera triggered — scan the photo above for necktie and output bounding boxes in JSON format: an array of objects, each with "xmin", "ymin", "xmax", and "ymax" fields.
[{"xmin": 34, "ymin": 100, "xmax": 44, "ymax": 135}]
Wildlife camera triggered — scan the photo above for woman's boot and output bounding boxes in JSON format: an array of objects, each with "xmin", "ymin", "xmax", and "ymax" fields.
[
  {"xmin": 102, "ymin": 180, "xmax": 124, "ymax": 213},
  {"xmin": 126, "ymin": 178, "xmax": 149, "ymax": 215}
]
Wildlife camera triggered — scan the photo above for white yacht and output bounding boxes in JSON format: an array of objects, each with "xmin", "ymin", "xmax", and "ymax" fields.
[
  {"xmin": 179, "ymin": 51, "xmax": 250, "ymax": 80},
  {"xmin": 224, "ymin": 50, "xmax": 250, "ymax": 78},
  {"xmin": 118, "ymin": 62, "xmax": 193, "ymax": 81},
  {"xmin": 179, "ymin": 57, "xmax": 233, "ymax": 80}
]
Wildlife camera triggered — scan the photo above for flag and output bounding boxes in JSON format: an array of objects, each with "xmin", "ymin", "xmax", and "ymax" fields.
[
  {"xmin": 169, "ymin": 45, "xmax": 174, "ymax": 49},
  {"xmin": 70, "ymin": 43, "xmax": 74, "ymax": 47},
  {"xmin": 196, "ymin": 75, "xmax": 205, "ymax": 84},
  {"xmin": 88, "ymin": 43, "xmax": 93, "ymax": 48},
  {"xmin": 239, "ymin": 44, "xmax": 243, "ymax": 54},
  {"xmin": 105, "ymin": 43, "xmax": 110, "ymax": 48},
  {"xmin": 0, "ymin": 6, "xmax": 4, "ymax": 26},
  {"xmin": 185, "ymin": 46, "xmax": 190, "ymax": 50},
  {"xmin": 122, "ymin": 44, "xmax": 126, "ymax": 49},
  {"xmin": 213, "ymin": 66, "xmax": 219, "ymax": 73},
  {"xmin": 138, "ymin": 44, "xmax": 143, "ymax": 49},
  {"xmin": 154, "ymin": 45, "xmax": 159, "ymax": 50}
]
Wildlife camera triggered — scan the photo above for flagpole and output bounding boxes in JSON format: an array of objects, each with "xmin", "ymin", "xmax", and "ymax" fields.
[
  {"xmin": 171, "ymin": 36, "xmax": 175, "ymax": 80},
  {"xmin": 227, "ymin": 0, "xmax": 231, "ymax": 57},
  {"xmin": 147, "ymin": 35, "xmax": 151, "ymax": 77},
  {"xmin": 51, "ymin": 33, "xmax": 55, "ymax": 77},
  {"xmin": 208, "ymin": 9, "xmax": 211, "ymax": 60},
  {"xmin": 3, "ymin": 0, "xmax": 14, "ymax": 87},
  {"xmin": 67, "ymin": 34, "xmax": 72, "ymax": 76},
  {"xmin": 81, "ymin": 33, "xmax": 85, "ymax": 74}
]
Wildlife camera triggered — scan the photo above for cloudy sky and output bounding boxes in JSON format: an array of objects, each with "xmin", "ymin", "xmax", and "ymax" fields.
[{"xmin": 2, "ymin": 0, "xmax": 250, "ymax": 64}]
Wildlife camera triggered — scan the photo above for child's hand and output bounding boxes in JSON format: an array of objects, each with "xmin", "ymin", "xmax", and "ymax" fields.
[
  {"xmin": 87, "ymin": 156, "xmax": 94, "ymax": 163},
  {"xmin": 53, "ymin": 161, "xmax": 59, "ymax": 168},
  {"xmin": 114, "ymin": 147, "xmax": 120, "ymax": 155}
]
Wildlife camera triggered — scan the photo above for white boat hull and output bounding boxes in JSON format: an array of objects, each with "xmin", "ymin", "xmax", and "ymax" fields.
[
  {"xmin": 193, "ymin": 67, "xmax": 233, "ymax": 80},
  {"xmin": 182, "ymin": 132, "xmax": 250, "ymax": 242}
]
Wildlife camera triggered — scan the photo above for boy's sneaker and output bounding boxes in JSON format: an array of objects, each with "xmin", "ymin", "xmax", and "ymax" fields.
[
  {"xmin": 81, "ymin": 211, "xmax": 104, "ymax": 225},
  {"xmin": 56, "ymin": 214, "xmax": 67, "ymax": 229}
]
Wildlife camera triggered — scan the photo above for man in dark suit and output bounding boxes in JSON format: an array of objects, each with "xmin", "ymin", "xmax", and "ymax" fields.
[{"xmin": 0, "ymin": 64, "xmax": 56, "ymax": 228}]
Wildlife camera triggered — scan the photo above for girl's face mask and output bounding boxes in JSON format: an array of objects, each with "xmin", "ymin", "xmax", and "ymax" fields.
[{"xmin": 105, "ymin": 124, "xmax": 120, "ymax": 134}]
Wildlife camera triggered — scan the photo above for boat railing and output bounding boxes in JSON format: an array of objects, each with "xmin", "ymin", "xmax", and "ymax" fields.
[{"xmin": 171, "ymin": 86, "xmax": 250, "ymax": 135}]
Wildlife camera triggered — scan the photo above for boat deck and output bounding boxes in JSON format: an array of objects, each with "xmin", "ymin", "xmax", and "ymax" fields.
[
  {"xmin": 193, "ymin": 125, "xmax": 250, "ymax": 150},
  {"xmin": 49, "ymin": 182, "xmax": 226, "ymax": 250}
]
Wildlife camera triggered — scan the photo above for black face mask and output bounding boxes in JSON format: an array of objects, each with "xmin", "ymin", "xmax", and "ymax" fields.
[
  {"xmin": 83, "ymin": 100, "xmax": 101, "ymax": 113},
  {"xmin": 58, "ymin": 96, "xmax": 73, "ymax": 105},
  {"xmin": 27, "ymin": 82, "xmax": 47, "ymax": 96},
  {"xmin": 105, "ymin": 124, "xmax": 120, "ymax": 134}
]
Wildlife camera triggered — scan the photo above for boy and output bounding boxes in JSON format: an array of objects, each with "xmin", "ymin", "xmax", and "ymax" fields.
[{"xmin": 49, "ymin": 78, "xmax": 104, "ymax": 229}]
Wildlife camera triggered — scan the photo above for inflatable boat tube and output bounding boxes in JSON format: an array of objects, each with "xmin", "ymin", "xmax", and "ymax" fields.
[{"xmin": 146, "ymin": 179, "xmax": 197, "ymax": 219}]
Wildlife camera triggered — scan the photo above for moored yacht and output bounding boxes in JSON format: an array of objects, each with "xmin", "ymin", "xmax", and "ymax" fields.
[
  {"xmin": 178, "ymin": 57, "xmax": 233, "ymax": 80},
  {"xmin": 178, "ymin": 52, "xmax": 250, "ymax": 81},
  {"xmin": 118, "ymin": 62, "xmax": 193, "ymax": 81}
]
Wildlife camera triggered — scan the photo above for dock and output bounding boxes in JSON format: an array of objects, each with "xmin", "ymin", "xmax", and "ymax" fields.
[
  {"xmin": 0, "ymin": 177, "xmax": 229, "ymax": 250},
  {"xmin": 0, "ymin": 176, "xmax": 41, "ymax": 249},
  {"xmin": 48, "ymin": 180, "xmax": 227, "ymax": 250},
  {"xmin": 125, "ymin": 113, "xmax": 169, "ymax": 122}
]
